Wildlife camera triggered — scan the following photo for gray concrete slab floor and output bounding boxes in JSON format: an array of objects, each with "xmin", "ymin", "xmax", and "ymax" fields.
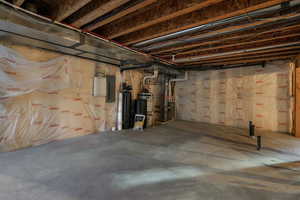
[{"xmin": 1, "ymin": 120, "xmax": 300, "ymax": 200}]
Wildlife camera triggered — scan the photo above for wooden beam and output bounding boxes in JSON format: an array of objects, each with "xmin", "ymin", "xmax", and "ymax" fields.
[
  {"xmin": 12, "ymin": 0, "xmax": 25, "ymax": 7},
  {"xmin": 175, "ymin": 33, "xmax": 300, "ymax": 58},
  {"xmin": 122, "ymin": 0, "xmax": 290, "ymax": 46},
  {"xmin": 153, "ymin": 33, "xmax": 256, "ymax": 55},
  {"xmin": 189, "ymin": 47, "xmax": 300, "ymax": 63},
  {"xmin": 197, "ymin": 51, "xmax": 300, "ymax": 65},
  {"xmin": 152, "ymin": 24, "xmax": 300, "ymax": 55},
  {"xmin": 183, "ymin": 55, "xmax": 295, "ymax": 66},
  {"xmin": 85, "ymin": 0, "xmax": 157, "ymax": 31},
  {"xmin": 71, "ymin": 0, "xmax": 131, "ymax": 28},
  {"xmin": 52, "ymin": 0, "xmax": 93, "ymax": 22},
  {"xmin": 147, "ymin": 12, "xmax": 300, "ymax": 53},
  {"xmin": 169, "ymin": 41, "xmax": 300, "ymax": 62},
  {"xmin": 100, "ymin": 0, "xmax": 225, "ymax": 39}
]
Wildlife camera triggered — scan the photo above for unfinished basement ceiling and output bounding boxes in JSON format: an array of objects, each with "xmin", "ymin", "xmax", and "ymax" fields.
[
  {"xmin": 0, "ymin": 0, "xmax": 154, "ymax": 67},
  {"xmin": 2, "ymin": 0, "xmax": 300, "ymax": 69}
]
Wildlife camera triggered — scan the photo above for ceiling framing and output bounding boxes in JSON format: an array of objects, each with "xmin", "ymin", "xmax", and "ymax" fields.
[{"xmin": 4, "ymin": 0, "xmax": 300, "ymax": 69}]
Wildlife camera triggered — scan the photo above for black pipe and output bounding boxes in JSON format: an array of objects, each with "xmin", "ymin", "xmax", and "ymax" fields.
[
  {"xmin": 249, "ymin": 121, "xmax": 255, "ymax": 137},
  {"xmin": 257, "ymin": 136, "xmax": 262, "ymax": 151},
  {"xmin": 120, "ymin": 63, "xmax": 153, "ymax": 71},
  {"xmin": 120, "ymin": 61, "xmax": 181, "ymax": 75},
  {"xmin": 249, "ymin": 121, "xmax": 253, "ymax": 136},
  {"xmin": 178, "ymin": 62, "xmax": 264, "ymax": 71},
  {"xmin": 142, "ymin": 4, "xmax": 300, "ymax": 51}
]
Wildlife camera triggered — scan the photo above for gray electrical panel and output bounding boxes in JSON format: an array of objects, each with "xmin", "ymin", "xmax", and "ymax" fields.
[{"xmin": 106, "ymin": 75, "xmax": 116, "ymax": 103}]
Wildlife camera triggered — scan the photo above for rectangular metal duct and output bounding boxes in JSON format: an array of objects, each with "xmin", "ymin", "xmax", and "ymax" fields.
[
  {"xmin": 0, "ymin": 2, "xmax": 152, "ymax": 65},
  {"xmin": 0, "ymin": 4, "xmax": 80, "ymax": 47},
  {"xmin": 79, "ymin": 53, "xmax": 121, "ymax": 65},
  {"xmin": 0, "ymin": 30, "xmax": 83, "ymax": 55}
]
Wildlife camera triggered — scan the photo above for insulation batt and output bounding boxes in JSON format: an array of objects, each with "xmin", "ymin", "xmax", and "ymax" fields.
[
  {"xmin": 0, "ymin": 45, "xmax": 119, "ymax": 152},
  {"xmin": 175, "ymin": 61, "xmax": 293, "ymax": 133}
]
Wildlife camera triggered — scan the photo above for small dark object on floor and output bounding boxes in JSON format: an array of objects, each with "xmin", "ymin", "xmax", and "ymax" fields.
[{"xmin": 257, "ymin": 136, "xmax": 262, "ymax": 151}]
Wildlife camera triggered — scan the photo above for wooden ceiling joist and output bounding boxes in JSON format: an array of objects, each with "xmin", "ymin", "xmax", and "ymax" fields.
[
  {"xmin": 12, "ymin": 0, "xmax": 25, "ymax": 7},
  {"xmin": 151, "ymin": 24, "xmax": 300, "ymax": 55},
  {"xmin": 85, "ymin": 0, "xmax": 158, "ymax": 31},
  {"xmin": 122, "ymin": 0, "xmax": 290, "ymax": 46},
  {"xmin": 182, "ymin": 55, "xmax": 295, "ymax": 67},
  {"xmin": 174, "ymin": 33, "xmax": 300, "ymax": 58},
  {"xmin": 53, "ymin": 0, "xmax": 92, "ymax": 22},
  {"xmin": 196, "ymin": 50, "xmax": 300, "ymax": 65},
  {"xmin": 101, "ymin": 0, "xmax": 225, "ymax": 39},
  {"xmin": 173, "ymin": 40, "xmax": 300, "ymax": 63},
  {"xmin": 4, "ymin": 0, "xmax": 299, "ymax": 68},
  {"xmin": 145, "ymin": 12, "xmax": 300, "ymax": 53},
  {"xmin": 71, "ymin": 0, "xmax": 131, "ymax": 28},
  {"xmin": 188, "ymin": 46, "xmax": 300, "ymax": 63}
]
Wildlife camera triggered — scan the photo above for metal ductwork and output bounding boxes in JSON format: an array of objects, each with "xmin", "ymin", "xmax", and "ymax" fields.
[
  {"xmin": 138, "ymin": 0, "xmax": 300, "ymax": 52},
  {"xmin": 120, "ymin": 61, "xmax": 181, "ymax": 75},
  {"xmin": 133, "ymin": 3, "xmax": 283, "ymax": 48},
  {"xmin": 174, "ymin": 41, "xmax": 300, "ymax": 63},
  {"xmin": 0, "ymin": 1, "xmax": 153, "ymax": 66}
]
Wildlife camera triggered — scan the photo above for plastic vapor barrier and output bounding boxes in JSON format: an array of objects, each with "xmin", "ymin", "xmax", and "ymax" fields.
[
  {"xmin": 175, "ymin": 61, "xmax": 293, "ymax": 133},
  {"xmin": 0, "ymin": 45, "xmax": 119, "ymax": 151}
]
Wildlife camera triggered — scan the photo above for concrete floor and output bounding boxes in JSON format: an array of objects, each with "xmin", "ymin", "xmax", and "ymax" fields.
[{"xmin": 1, "ymin": 121, "xmax": 300, "ymax": 200}]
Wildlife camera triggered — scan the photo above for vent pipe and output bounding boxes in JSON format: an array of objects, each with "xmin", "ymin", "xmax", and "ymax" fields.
[{"xmin": 143, "ymin": 69, "xmax": 158, "ymax": 86}]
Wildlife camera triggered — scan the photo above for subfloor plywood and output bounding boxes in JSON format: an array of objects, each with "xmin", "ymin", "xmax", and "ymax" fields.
[{"xmin": 0, "ymin": 121, "xmax": 300, "ymax": 200}]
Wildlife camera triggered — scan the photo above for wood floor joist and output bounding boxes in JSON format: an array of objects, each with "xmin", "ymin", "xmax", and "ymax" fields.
[
  {"xmin": 194, "ymin": 50, "xmax": 300, "ymax": 65},
  {"xmin": 52, "ymin": 0, "xmax": 92, "ymax": 22},
  {"xmin": 85, "ymin": 0, "xmax": 158, "ymax": 31},
  {"xmin": 145, "ymin": 12, "xmax": 300, "ymax": 53},
  {"xmin": 71, "ymin": 0, "xmax": 131, "ymax": 28},
  {"xmin": 151, "ymin": 24, "xmax": 300, "ymax": 55},
  {"xmin": 3, "ymin": 0, "xmax": 299, "ymax": 67},
  {"xmin": 185, "ymin": 46, "xmax": 300, "ymax": 63},
  {"xmin": 181, "ymin": 55, "xmax": 295, "ymax": 67},
  {"xmin": 173, "ymin": 33, "xmax": 300, "ymax": 58},
  {"xmin": 103, "ymin": 0, "xmax": 225, "ymax": 39},
  {"xmin": 173, "ymin": 40, "xmax": 300, "ymax": 63},
  {"xmin": 121, "ymin": 0, "xmax": 290, "ymax": 46}
]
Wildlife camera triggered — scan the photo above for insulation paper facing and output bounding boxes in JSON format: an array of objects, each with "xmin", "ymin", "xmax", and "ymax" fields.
[
  {"xmin": 0, "ymin": 45, "xmax": 70, "ymax": 98},
  {"xmin": 0, "ymin": 45, "xmax": 119, "ymax": 152},
  {"xmin": 175, "ymin": 61, "xmax": 293, "ymax": 133}
]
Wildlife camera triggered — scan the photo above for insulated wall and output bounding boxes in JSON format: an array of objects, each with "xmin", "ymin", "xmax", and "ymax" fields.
[
  {"xmin": 175, "ymin": 61, "xmax": 293, "ymax": 133},
  {"xmin": 0, "ymin": 43, "xmax": 120, "ymax": 152},
  {"xmin": 123, "ymin": 70, "xmax": 162, "ymax": 126}
]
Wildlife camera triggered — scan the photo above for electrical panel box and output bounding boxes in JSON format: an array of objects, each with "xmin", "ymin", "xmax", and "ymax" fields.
[
  {"xmin": 93, "ymin": 76, "xmax": 106, "ymax": 97},
  {"xmin": 106, "ymin": 75, "xmax": 116, "ymax": 103}
]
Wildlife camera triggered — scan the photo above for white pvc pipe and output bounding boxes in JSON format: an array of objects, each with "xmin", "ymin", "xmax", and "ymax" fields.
[
  {"xmin": 168, "ymin": 71, "xmax": 188, "ymax": 102},
  {"xmin": 170, "ymin": 71, "xmax": 188, "ymax": 83},
  {"xmin": 143, "ymin": 69, "xmax": 158, "ymax": 86}
]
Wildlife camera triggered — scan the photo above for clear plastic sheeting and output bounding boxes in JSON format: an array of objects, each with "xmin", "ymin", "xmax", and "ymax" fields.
[
  {"xmin": 0, "ymin": 45, "xmax": 70, "ymax": 98},
  {"xmin": 0, "ymin": 45, "xmax": 120, "ymax": 152},
  {"xmin": 175, "ymin": 61, "xmax": 293, "ymax": 133}
]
